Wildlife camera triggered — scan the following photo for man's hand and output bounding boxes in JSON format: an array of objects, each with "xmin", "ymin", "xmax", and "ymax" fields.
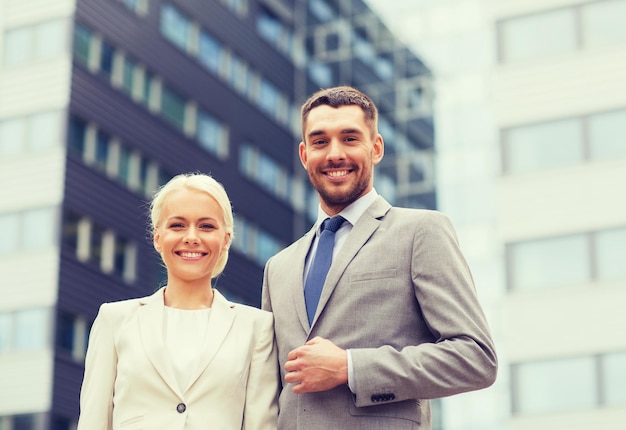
[{"xmin": 284, "ymin": 336, "xmax": 348, "ymax": 394}]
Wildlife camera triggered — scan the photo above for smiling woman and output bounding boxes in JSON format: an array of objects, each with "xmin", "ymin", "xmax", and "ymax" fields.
[{"xmin": 77, "ymin": 173, "xmax": 279, "ymax": 430}]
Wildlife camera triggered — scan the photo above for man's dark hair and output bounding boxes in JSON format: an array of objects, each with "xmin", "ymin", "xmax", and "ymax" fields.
[{"xmin": 300, "ymin": 86, "xmax": 378, "ymax": 140}]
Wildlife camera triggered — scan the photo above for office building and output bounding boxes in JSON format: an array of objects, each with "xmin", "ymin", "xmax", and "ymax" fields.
[
  {"xmin": 0, "ymin": 0, "xmax": 434, "ymax": 428},
  {"xmin": 366, "ymin": 0, "xmax": 626, "ymax": 429}
]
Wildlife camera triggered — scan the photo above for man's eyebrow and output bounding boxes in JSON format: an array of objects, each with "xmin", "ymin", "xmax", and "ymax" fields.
[{"xmin": 307, "ymin": 128, "xmax": 363, "ymax": 138}]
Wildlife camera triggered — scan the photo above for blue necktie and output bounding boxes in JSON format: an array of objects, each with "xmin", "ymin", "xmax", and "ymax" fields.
[{"xmin": 305, "ymin": 216, "xmax": 345, "ymax": 325}]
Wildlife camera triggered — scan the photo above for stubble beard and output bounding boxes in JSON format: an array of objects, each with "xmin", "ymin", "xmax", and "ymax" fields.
[{"xmin": 309, "ymin": 165, "xmax": 372, "ymax": 210}]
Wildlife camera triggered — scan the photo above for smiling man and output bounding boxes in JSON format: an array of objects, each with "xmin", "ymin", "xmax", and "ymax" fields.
[{"xmin": 262, "ymin": 86, "xmax": 498, "ymax": 430}]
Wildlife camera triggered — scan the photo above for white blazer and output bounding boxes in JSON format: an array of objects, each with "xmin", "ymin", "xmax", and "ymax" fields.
[{"xmin": 77, "ymin": 287, "xmax": 279, "ymax": 430}]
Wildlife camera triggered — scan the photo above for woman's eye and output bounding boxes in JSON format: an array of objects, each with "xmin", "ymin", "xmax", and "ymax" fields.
[
  {"xmin": 200, "ymin": 224, "xmax": 215, "ymax": 230},
  {"xmin": 169, "ymin": 223, "xmax": 184, "ymax": 229}
]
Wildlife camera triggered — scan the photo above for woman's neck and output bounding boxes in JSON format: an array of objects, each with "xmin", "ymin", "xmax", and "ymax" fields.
[{"xmin": 163, "ymin": 283, "xmax": 214, "ymax": 309}]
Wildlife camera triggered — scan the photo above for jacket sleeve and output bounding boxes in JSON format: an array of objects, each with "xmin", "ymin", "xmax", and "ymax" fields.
[
  {"xmin": 242, "ymin": 311, "xmax": 279, "ymax": 430},
  {"xmin": 350, "ymin": 211, "xmax": 497, "ymax": 407},
  {"xmin": 77, "ymin": 303, "xmax": 117, "ymax": 430}
]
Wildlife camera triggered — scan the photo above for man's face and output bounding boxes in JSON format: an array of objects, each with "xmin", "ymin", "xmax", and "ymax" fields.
[{"xmin": 299, "ymin": 104, "xmax": 384, "ymax": 215}]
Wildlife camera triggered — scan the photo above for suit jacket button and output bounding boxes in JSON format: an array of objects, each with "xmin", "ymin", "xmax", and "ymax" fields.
[{"xmin": 176, "ymin": 403, "xmax": 186, "ymax": 413}]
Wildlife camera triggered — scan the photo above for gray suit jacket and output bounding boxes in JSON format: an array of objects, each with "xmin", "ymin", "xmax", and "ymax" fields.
[{"xmin": 262, "ymin": 196, "xmax": 496, "ymax": 429}]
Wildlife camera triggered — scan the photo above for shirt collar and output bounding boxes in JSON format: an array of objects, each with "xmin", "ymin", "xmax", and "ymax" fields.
[{"xmin": 314, "ymin": 188, "xmax": 379, "ymax": 232}]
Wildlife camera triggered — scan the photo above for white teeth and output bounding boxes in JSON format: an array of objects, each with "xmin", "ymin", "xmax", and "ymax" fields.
[
  {"xmin": 328, "ymin": 170, "xmax": 348, "ymax": 177},
  {"xmin": 180, "ymin": 252, "xmax": 203, "ymax": 258}
]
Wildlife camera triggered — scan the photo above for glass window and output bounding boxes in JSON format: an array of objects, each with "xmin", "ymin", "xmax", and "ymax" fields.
[
  {"xmin": 0, "ymin": 213, "xmax": 20, "ymax": 254},
  {"xmin": 596, "ymin": 227, "xmax": 626, "ymax": 280},
  {"xmin": 73, "ymin": 24, "xmax": 92, "ymax": 65},
  {"xmin": 308, "ymin": 0, "xmax": 335, "ymax": 22},
  {"xmin": 15, "ymin": 308, "xmax": 49, "ymax": 351},
  {"xmin": 56, "ymin": 313, "xmax": 75, "ymax": 353},
  {"xmin": 589, "ymin": 109, "xmax": 626, "ymax": 160},
  {"xmin": 62, "ymin": 211, "xmax": 81, "ymax": 254},
  {"xmin": 118, "ymin": 145, "xmax": 132, "ymax": 185},
  {"xmin": 22, "ymin": 207, "xmax": 56, "ymax": 250},
  {"xmin": 504, "ymin": 118, "xmax": 583, "ymax": 173},
  {"xmin": 582, "ymin": 0, "xmax": 626, "ymax": 47},
  {"xmin": 197, "ymin": 110, "xmax": 228, "ymax": 158},
  {"xmin": 94, "ymin": 130, "xmax": 110, "ymax": 171},
  {"xmin": 90, "ymin": 224, "xmax": 106, "ymax": 265},
  {"xmin": 122, "ymin": 56, "xmax": 136, "ymax": 96},
  {"xmin": 160, "ymin": 86, "xmax": 186, "ymax": 130},
  {"xmin": 500, "ymin": 8, "xmax": 577, "ymax": 62},
  {"xmin": 3, "ymin": 26, "xmax": 32, "ymax": 66},
  {"xmin": 509, "ymin": 234, "xmax": 590, "ymax": 290},
  {"xmin": 99, "ymin": 40, "xmax": 115, "ymax": 79},
  {"xmin": 308, "ymin": 61, "xmax": 332, "ymax": 88},
  {"xmin": 160, "ymin": 4, "xmax": 191, "ymax": 51},
  {"xmin": 0, "ymin": 313, "xmax": 13, "ymax": 351},
  {"xmin": 0, "ymin": 117, "xmax": 26, "ymax": 155},
  {"xmin": 514, "ymin": 357, "xmax": 596, "ymax": 414},
  {"xmin": 68, "ymin": 117, "xmax": 87, "ymax": 155},
  {"xmin": 603, "ymin": 351, "xmax": 626, "ymax": 406},
  {"xmin": 198, "ymin": 31, "xmax": 223, "ymax": 74},
  {"xmin": 34, "ymin": 19, "xmax": 66, "ymax": 60},
  {"xmin": 13, "ymin": 413, "xmax": 37, "ymax": 430},
  {"xmin": 29, "ymin": 111, "xmax": 61, "ymax": 151}
]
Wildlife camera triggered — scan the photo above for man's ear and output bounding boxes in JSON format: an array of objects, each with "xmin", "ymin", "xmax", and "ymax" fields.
[
  {"xmin": 298, "ymin": 141, "xmax": 308, "ymax": 170},
  {"xmin": 372, "ymin": 134, "xmax": 384, "ymax": 165}
]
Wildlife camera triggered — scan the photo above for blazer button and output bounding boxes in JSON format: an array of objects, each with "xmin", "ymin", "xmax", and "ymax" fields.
[{"xmin": 176, "ymin": 403, "xmax": 186, "ymax": 413}]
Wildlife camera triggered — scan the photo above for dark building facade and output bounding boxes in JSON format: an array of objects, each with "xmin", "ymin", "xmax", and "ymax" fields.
[{"xmin": 0, "ymin": 0, "xmax": 434, "ymax": 428}]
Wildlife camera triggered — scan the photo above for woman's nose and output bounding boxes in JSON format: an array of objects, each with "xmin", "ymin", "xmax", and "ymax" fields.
[{"xmin": 183, "ymin": 228, "xmax": 199, "ymax": 244}]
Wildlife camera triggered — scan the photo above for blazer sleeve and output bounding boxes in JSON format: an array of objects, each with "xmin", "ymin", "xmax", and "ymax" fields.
[
  {"xmin": 242, "ymin": 311, "xmax": 279, "ymax": 430},
  {"xmin": 350, "ymin": 211, "xmax": 497, "ymax": 406},
  {"xmin": 77, "ymin": 303, "xmax": 117, "ymax": 430}
]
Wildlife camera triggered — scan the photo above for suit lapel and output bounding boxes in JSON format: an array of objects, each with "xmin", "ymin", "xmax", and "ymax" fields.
[
  {"xmin": 137, "ymin": 288, "xmax": 183, "ymax": 398},
  {"xmin": 184, "ymin": 289, "xmax": 235, "ymax": 393},
  {"xmin": 292, "ymin": 230, "xmax": 317, "ymax": 332},
  {"xmin": 310, "ymin": 197, "xmax": 392, "ymax": 328}
]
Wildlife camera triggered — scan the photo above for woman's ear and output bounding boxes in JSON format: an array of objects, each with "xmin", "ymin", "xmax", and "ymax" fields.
[{"xmin": 153, "ymin": 229, "xmax": 161, "ymax": 253}]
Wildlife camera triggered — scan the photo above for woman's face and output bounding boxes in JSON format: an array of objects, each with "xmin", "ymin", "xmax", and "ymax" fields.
[{"xmin": 153, "ymin": 188, "xmax": 231, "ymax": 287}]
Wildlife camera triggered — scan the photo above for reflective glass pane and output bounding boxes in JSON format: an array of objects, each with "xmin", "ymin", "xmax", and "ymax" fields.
[
  {"xmin": 505, "ymin": 118, "xmax": 583, "ymax": 173},
  {"xmin": 500, "ymin": 9, "xmax": 577, "ymax": 62},
  {"xmin": 29, "ymin": 111, "xmax": 61, "ymax": 151},
  {"xmin": 0, "ymin": 213, "xmax": 20, "ymax": 253},
  {"xmin": 34, "ymin": 19, "xmax": 66, "ymax": 59},
  {"xmin": 73, "ymin": 24, "xmax": 92, "ymax": 65},
  {"xmin": 22, "ymin": 207, "xmax": 56, "ymax": 249},
  {"xmin": 0, "ymin": 313, "xmax": 13, "ymax": 351},
  {"xmin": 160, "ymin": 4, "xmax": 191, "ymax": 51},
  {"xmin": 596, "ymin": 227, "xmax": 626, "ymax": 280},
  {"xmin": 3, "ymin": 26, "xmax": 31, "ymax": 66},
  {"xmin": 510, "ymin": 234, "xmax": 590, "ymax": 290},
  {"xmin": 0, "ymin": 117, "xmax": 26, "ymax": 155},
  {"xmin": 160, "ymin": 87, "xmax": 186, "ymax": 130},
  {"xmin": 99, "ymin": 41, "xmax": 115, "ymax": 79},
  {"xmin": 603, "ymin": 351, "xmax": 626, "ymax": 406},
  {"xmin": 583, "ymin": 0, "xmax": 626, "ymax": 47},
  {"xmin": 589, "ymin": 109, "xmax": 626, "ymax": 160},
  {"xmin": 15, "ymin": 308, "xmax": 49, "ymax": 351},
  {"xmin": 198, "ymin": 31, "xmax": 222, "ymax": 73},
  {"xmin": 515, "ymin": 357, "xmax": 596, "ymax": 414}
]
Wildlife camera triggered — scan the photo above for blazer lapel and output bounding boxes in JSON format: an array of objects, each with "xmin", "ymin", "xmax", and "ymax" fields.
[
  {"xmin": 291, "ymin": 228, "xmax": 317, "ymax": 331},
  {"xmin": 310, "ymin": 197, "xmax": 392, "ymax": 328},
  {"xmin": 137, "ymin": 287, "xmax": 184, "ymax": 398},
  {"xmin": 184, "ymin": 289, "xmax": 235, "ymax": 392}
]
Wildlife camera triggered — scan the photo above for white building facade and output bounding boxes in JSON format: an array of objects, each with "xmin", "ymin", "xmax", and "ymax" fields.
[{"xmin": 366, "ymin": 0, "xmax": 626, "ymax": 429}]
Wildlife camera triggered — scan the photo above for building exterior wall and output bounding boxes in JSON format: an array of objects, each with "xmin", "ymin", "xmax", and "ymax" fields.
[
  {"xmin": 366, "ymin": 0, "xmax": 626, "ymax": 429},
  {"xmin": 1, "ymin": 0, "xmax": 434, "ymax": 428}
]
